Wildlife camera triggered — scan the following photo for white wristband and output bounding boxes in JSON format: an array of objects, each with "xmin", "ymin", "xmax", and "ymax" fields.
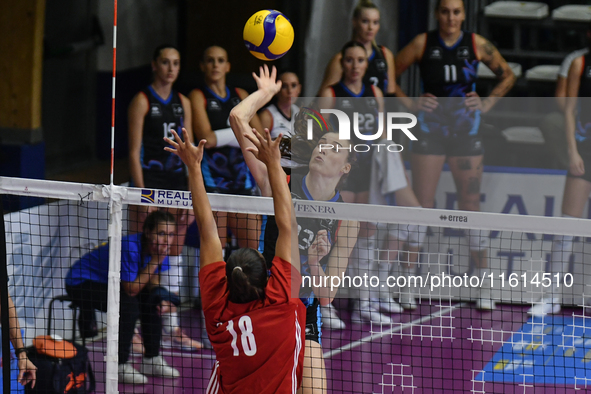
[{"xmin": 214, "ymin": 127, "xmax": 240, "ymax": 148}]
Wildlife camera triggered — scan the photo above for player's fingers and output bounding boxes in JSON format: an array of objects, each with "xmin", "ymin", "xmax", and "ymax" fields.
[
  {"xmin": 170, "ymin": 129, "xmax": 182, "ymax": 143},
  {"xmin": 244, "ymin": 132, "xmax": 262, "ymax": 149},
  {"xmin": 263, "ymin": 128, "xmax": 273, "ymax": 143},
  {"xmin": 164, "ymin": 136, "xmax": 179, "ymax": 148},
  {"xmin": 196, "ymin": 139, "xmax": 206, "ymax": 151},
  {"xmin": 182, "ymin": 127, "xmax": 190, "ymax": 141},
  {"xmin": 252, "ymin": 128, "xmax": 267, "ymax": 144},
  {"xmin": 245, "ymin": 146, "xmax": 260, "ymax": 159},
  {"xmin": 422, "ymin": 101, "xmax": 436, "ymax": 110},
  {"xmin": 272, "ymin": 132, "xmax": 283, "ymax": 149},
  {"xmin": 420, "ymin": 97, "xmax": 431, "ymax": 105},
  {"xmin": 243, "ymin": 133, "xmax": 257, "ymax": 145},
  {"xmin": 167, "ymin": 130, "xmax": 181, "ymax": 145}
]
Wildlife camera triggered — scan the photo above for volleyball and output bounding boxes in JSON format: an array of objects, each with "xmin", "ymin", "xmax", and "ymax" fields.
[{"xmin": 243, "ymin": 10, "xmax": 294, "ymax": 61}]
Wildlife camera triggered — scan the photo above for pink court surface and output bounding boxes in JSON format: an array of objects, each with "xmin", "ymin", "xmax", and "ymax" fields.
[{"xmin": 82, "ymin": 300, "xmax": 591, "ymax": 393}]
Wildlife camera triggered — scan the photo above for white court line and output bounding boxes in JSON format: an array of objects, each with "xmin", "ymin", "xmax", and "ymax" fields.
[{"xmin": 323, "ymin": 303, "xmax": 466, "ymax": 359}]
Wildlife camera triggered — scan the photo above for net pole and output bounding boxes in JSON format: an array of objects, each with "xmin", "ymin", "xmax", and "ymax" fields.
[
  {"xmin": 106, "ymin": 196, "xmax": 123, "ymax": 394},
  {"xmin": 0, "ymin": 197, "xmax": 10, "ymax": 394},
  {"xmin": 105, "ymin": 0, "xmax": 121, "ymax": 392}
]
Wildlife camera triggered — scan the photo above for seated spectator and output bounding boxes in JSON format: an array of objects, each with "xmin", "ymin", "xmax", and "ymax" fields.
[{"xmin": 65, "ymin": 210, "xmax": 181, "ymax": 384}]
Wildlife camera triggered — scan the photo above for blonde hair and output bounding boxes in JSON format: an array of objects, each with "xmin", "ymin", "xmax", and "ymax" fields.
[{"xmin": 351, "ymin": 0, "xmax": 380, "ymax": 46}]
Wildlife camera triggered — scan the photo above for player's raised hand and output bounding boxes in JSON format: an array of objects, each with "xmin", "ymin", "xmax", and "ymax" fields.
[
  {"xmin": 164, "ymin": 128, "xmax": 206, "ymax": 170},
  {"xmin": 244, "ymin": 128, "xmax": 282, "ymax": 167},
  {"xmin": 252, "ymin": 64, "xmax": 282, "ymax": 97},
  {"xmin": 308, "ymin": 230, "xmax": 331, "ymax": 263}
]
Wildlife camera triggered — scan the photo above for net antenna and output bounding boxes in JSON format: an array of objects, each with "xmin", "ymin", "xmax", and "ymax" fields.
[
  {"xmin": 110, "ymin": 0, "xmax": 118, "ymax": 188},
  {"xmin": 105, "ymin": 1, "xmax": 121, "ymax": 392}
]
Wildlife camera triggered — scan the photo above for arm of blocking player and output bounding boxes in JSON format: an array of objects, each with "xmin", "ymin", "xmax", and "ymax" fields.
[
  {"xmin": 164, "ymin": 128, "xmax": 224, "ymax": 267},
  {"xmin": 244, "ymin": 128, "xmax": 298, "ymax": 271}
]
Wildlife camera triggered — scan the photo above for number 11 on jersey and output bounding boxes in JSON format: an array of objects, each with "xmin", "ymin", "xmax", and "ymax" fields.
[
  {"xmin": 226, "ymin": 316, "xmax": 258, "ymax": 356},
  {"xmin": 444, "ymin": 65, "xmax": 457, "ymax": 83}
]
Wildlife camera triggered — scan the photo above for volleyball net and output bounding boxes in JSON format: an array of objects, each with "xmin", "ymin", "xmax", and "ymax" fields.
[{"xmin": 3, "ymin": 176, "xmax": 591, "ymax": 392}]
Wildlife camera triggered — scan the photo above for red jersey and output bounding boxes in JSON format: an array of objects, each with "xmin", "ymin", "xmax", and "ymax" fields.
[{"xmin": 201, "ymin": 256, "xmax": 306, "ymax": 394}]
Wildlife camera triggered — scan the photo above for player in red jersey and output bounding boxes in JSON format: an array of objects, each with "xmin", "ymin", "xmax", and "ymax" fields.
[{"xmin": 165, "ymin": 127, "xmax": 305, "ymax": 393}]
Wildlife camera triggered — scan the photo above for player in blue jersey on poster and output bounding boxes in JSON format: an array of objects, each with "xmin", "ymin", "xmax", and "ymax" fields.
[{"xmin": 395, "ymin": 0, "xmax": 515, "ymax": 310}]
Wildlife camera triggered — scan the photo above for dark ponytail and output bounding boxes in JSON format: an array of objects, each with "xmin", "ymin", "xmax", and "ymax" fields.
[{"xmin": 226, "ymin": 248, "xmax": 268, "ymax": 304}]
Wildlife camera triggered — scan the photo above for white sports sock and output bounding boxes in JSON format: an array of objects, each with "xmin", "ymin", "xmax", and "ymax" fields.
[
  {"xmin": 162, "ymin": 312, "xmax": 179, "ymax": 335},
  {"xmin": 468, "ymin": 229, "xmax": 490, "ymax": 251},
  {"xmin": 351, "ymin": 236, "xmax": 376, "ymax": 299},
  {"xmin": 163, "ymin": 256, "xmax": 182, "ymax": 294},
  {"xmin": 550, "ymin": 228, "xmax": 574, "ymax": 300}
]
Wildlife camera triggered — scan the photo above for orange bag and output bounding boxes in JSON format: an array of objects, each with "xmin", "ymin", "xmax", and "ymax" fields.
[{"xmin": 33, "ymin": 335, "xmax": 77, "ymax": 359}]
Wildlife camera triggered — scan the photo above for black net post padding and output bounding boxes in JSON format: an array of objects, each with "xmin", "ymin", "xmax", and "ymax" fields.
[{"xmin": 0, "ymin": 196, "xmax": 10, "ymax": 394}]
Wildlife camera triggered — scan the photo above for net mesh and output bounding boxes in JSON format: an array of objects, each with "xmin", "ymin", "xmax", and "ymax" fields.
[{"xmin": 3, "ymin": 176, "xmax": 591, "ymax": 392}]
